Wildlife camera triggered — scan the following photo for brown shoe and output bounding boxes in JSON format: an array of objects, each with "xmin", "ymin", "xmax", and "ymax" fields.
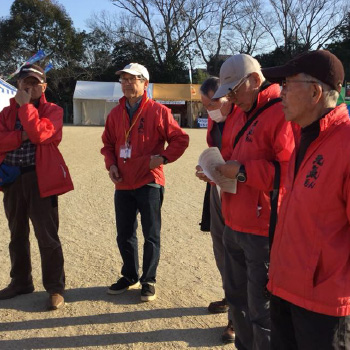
[
  {"xmin": 0, "ymin": 283, "xmax": 34, "ymax": 300},
  {"xmin": 208, "ymin": 298, "xmax": 229, "ymax": 313},
  {"xmin": 48, "ymin": 293, "xmax": 64, "ymax": 310},
  {"xmin": 222, "ymin": 320, "xmax": 235, "ymax": 343}
]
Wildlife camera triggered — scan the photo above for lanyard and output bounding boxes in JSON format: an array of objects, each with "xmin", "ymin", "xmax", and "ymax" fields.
[{"xmin": 123, "ymin": 97, "xmax": 149, "ymax": 145}]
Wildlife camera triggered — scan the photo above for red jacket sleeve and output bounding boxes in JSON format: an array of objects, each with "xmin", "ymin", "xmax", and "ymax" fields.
[
  {"xmin": 18, "ymin": 98, "xmax": 63, "ymax": 145},
  {"xmin": 244, "ymin": 111, "xmax": 294, "ymax": 192},
  {"xmin": 0, "ymin": 106, "xmax": 22, "ymax": 153},
  {"xmin": 101, "ymin": 109, "xmax": 118, "ymax": 171},
  {"xmin": 157, "ymin": 107, "xmax": 189, "ymax": 163}
]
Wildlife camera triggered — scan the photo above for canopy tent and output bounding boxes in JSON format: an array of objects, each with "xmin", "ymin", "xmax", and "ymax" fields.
[
  {"xmin": 73, "ymin": 81, "xmax": 123, "ymax": 125},
  {"xmin": 0, "ymin": 79, "xmax": 16, "ymax": 111},
  {"xmin": 72, "ymin": 81, "xmax": 202, "ymax": 126},
  {"xmin": 152, "ymin": 84, "xmax": 201, "ymax": 103}
]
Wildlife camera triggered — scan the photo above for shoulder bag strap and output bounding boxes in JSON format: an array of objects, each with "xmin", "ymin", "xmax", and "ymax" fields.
[
  {"xmin": 233, "ymin": 98, "xmax": 281, "ymax": 150},
  {"xmin": 269, "ymin": 161, "xmax": 281, "ymax": 251}
]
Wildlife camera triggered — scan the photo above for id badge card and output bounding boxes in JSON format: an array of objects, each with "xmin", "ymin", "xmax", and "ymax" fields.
[{"xmin": 120, "ymin": 144, "xmax": 132, "ymax": 159}]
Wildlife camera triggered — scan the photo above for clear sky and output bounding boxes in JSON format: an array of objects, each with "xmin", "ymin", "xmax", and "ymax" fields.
[{"xmin": 0, "ymin": 0, "xmax": 117, "ymax": 31}]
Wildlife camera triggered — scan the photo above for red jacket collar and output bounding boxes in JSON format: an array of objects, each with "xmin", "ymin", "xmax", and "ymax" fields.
[
  {"xmin": 319, "ymin": 104, "xmax": 349, "ymax": 131},
  {"xmin": 119, "ymin": 91, "xmax": 148, "ymax": 110},
  {"xmin": 246, "ymin": 83, "xmax": 281, "ymax": 118}
]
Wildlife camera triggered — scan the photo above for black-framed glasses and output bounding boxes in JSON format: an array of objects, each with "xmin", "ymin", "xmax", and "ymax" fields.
[
  {"xmin": 119, "ymin": 77, "xmax": 144, "ymax": 84},
  {"xmin": 21, "ymin": 81, "xmax": 46, "ymax": 87},
  {"xmin": 281, "ymin": 80, "xmax": 319, "ymax": 89},
  {"xmin": 227, "ymin": 74, "xmax": 251, "ymax": 98}
]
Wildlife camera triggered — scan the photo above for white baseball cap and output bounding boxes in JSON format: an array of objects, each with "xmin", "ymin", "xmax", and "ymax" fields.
[
  {"xmin": 213, "ymin": 54, "xmax": 261, "ymax": 99},
  {"xmin": 116, "ymin": 63, "xmax": 150, "ymax": 81}
]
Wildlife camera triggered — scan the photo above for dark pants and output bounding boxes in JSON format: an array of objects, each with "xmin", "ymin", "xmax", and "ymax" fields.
[
  {"xmin": 209, "ymin": 185, "xmax": 225, "ymax": 288},
  {"xmin": 223, "ymin": 226, "xmax": 270, "ymax": 350},
  {"xmin": 3, "ymin": 170, "xmax": 65, "ymax": 294},
  {"xmin": 271, "ymin": 295, "xmax": 350, "ymax": 350},
  {"xmin": 114, "ymin": 185, "xmax": 163, "ymax": 284}
]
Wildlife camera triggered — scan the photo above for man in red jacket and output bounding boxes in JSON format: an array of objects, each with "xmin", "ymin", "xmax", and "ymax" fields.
[
  {"xmin": 263, "ymin": 50, "xmax": 350, "ymax": 349},
  {"xmin": 101, "ymin": 63, "xmax": 189, "ymax": 302},
  {"xmin": 214, "ymin": 54, "xmax": 295, "ymax": 350},
  {"xmin": 0, "ymin": 64, "xmax": 73, "ymax": 310}
]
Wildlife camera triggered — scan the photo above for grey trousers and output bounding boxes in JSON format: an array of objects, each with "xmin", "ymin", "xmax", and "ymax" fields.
[
  {"xmin": 209, "ymin": 185, "xmax": 225, "ymax": 290},
  {"xmin": 3, "ymin": 170, "xmax": 65, "ymax": 294},
  {"xmin": 223, "ymin": 226, "xmax": 270, "ymax": 350}
]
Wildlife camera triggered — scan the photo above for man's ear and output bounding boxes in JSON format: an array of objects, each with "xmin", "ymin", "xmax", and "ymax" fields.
[
  {"xmin": 42, "ymin": 83, "xmax": 47, "ymax": 93},
  {"xmin": 311, "ymin": 82, "xmax": 323, "ymax": 104},
  {"xmin": 250, "ymin": 72, "xmax": 262, "ymax": 89}
]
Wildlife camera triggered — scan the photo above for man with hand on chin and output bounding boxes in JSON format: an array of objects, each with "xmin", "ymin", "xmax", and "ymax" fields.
[
  {"xmin": 0, "ymin": 64, "xmax": 73, "ymax": 310},
  {"xmin": 101, "ymin": 63, "xmax": 189, "ymax": 302}
]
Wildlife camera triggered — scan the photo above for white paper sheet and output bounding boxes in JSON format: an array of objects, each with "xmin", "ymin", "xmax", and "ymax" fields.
[{"xmin": 198, "ymin": 147, "xmax": 237, "ymax": 194}]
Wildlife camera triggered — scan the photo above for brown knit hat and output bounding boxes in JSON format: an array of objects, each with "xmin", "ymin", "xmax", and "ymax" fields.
[{"xmin": 262, "ymin": 50, "xmax": 344, "ymax": 92}]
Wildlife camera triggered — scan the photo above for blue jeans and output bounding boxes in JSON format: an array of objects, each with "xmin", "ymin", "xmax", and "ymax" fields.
[
  {"xmin": 223, "ymin": 226, "xmax": 270, "ymax": 350},
  {"xmin": 114, "ymin": 185, "xmax": 163, "ymax": 284}
]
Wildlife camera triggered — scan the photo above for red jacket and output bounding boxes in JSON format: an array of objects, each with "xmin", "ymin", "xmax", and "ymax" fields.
[
  {"xmin": 101, "ymin": 92, "xmax": 189, "ymax": 190},
  {"xmin": 221, "ymin": 84, "xmax": 294, "ymax": 236},
  {"xmin": 268, "ymin": 104, "xmax": 350, "ymax": 316},
  {"xmin": 206, "ymin": 106, "xmax": 237, "ymax": 161},
  {"xmin": 0, "ymin": 94, "xmax": 74, "ymax": 197}
]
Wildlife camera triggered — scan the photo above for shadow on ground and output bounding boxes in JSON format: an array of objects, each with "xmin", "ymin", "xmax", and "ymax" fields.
[{"xmin": 0, "ymin": 286, "xmax": 227, "ymax": 348}]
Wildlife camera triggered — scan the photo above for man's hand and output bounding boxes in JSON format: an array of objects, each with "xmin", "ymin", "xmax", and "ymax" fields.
[
  {"xmin": 216, "ymin": 160, "xmax": 241, "ymax": 179},
  {"xmin": 109, "ymin": 165, "xmax": 122, "ymax": 184},
  {"xmin": 149, "ymin": 155, "xmax": 164, "ymax": 169},
  {"xmin": 195, "ymin": 165, "xmax": 211, "ymax": 182},
  {"xmin": 15, "ymin": 88, "xmax": 32, "ymax": 106}
]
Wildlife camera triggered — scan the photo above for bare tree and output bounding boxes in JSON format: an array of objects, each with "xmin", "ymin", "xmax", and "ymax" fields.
[
  {"xmin": 191, "ymin": 0, "xmax": 237, "ymax": 65},
  {"xmin": 192, "ymin": 0, "xmax": 270, "ymax": 73},
  {"xmin": 109, "ymin": 0, "xmax": 213, "ymax": 72},
  {"xmin": 259, "ymin": 0, "xmax": 350, "ymax": 56},
  {"xmin": 230, "ymin": 0, "xmax": 271, "ymax": 54}
]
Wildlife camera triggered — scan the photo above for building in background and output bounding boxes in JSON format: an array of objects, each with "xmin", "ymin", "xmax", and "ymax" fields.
[{"xmin": 0, "ymin": 79, "xmax": 16, "ymax": 111}]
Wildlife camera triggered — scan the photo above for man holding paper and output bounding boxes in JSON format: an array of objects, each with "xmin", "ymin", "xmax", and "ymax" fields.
[
  {"xmin": 214, "ymin": 54, "xmax": 294, "ymax": 350},
  {"xmin": 196, "ymin": 77, "xmax": 236, "ymax": 343}
]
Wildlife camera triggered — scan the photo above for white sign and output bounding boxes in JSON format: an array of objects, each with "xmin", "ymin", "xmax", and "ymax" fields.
[
  {"xmin": 156, "ymin": 100, "xmax": 185, "ymax": 105},
  {"xmin": 197, "ymin": 118, "xmax": 208, "ymax": 128}
]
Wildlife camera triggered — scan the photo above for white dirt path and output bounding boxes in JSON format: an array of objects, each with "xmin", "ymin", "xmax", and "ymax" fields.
[{"xmin": 0, "ymin": 127, "xmax": 235, "ymax": 350}]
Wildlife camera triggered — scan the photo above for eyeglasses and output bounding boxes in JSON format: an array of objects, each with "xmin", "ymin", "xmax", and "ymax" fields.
[
  {"xmin": 226, "ymin": 74, "xmax": 250, "ymax": 98},
  {"xmin": 21, "ymin": 81, "xmax": 45, "ymax": 87},
  {"xmin": 119, "ymin": 77, "xmax": 144, "ymax": 84},
  {"xmin": 281, "ymin": 80, "xmax": 319, "ymax": 89}
]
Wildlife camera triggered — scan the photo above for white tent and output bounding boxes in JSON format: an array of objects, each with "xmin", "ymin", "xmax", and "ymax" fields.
[
  {"xmin": 73, "ymin": 81, "xmax": 123, "ymax": 125},
  {"xmin": 0, "ymin": 79, "xmax": 16, "ymax": 111}
]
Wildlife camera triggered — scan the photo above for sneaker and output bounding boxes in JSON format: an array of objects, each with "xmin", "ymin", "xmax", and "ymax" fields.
[
  {"xmin": 221, "ymin": 320, "xmax": 235, "ymax": 343},
  {"xmin": 48, "ymin": 293, "xmax": 64, "ymax": 310},
  {"xmin": 0, "ymin": 283, "xmax": 34, "ymax": 300},
  {"xmin": 208, "ymin": 298, "xmax": 229, "ymax": 314},
  {"xmin": 140, "ymin": 283, "xmax": 156, "ymax": 302},
  {"xmin": 107, "ymin": 277, "xmax": 140, "ymax": 295}
]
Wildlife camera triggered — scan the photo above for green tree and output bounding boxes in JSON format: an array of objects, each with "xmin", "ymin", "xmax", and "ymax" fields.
[
  {"xmin": 0, "ymin": 0, "xmax": 84, "ymax": 75},
  {"xmin": 0, "ymin": 0, "xmax": 86, "ymax": 120}
]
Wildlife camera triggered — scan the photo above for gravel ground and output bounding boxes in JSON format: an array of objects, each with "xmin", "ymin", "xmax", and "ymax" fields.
[{"xmin": 0, "ymin": 127, "xmax": 235, "ymax": 350}]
